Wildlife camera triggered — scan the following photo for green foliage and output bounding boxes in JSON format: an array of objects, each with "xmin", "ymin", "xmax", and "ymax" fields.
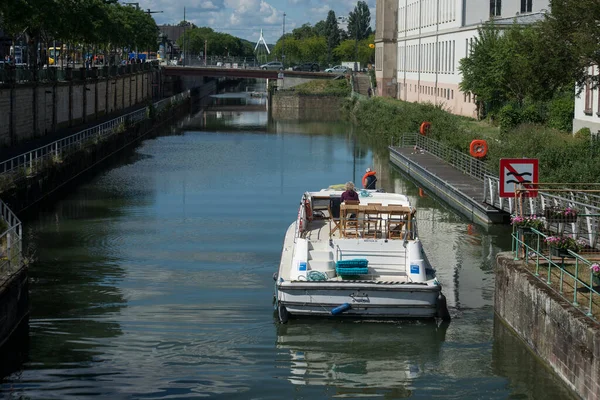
[
  {"xmin": 575, "ymin": 127, "xmax": 591, "ymax": 139},
  {"xmin": 547, "ymin": 92, "xmax": 575, "ymax": 132},
  {"xmin": 347, "ymin": 1, "xmax": 372, "ymax": 41},
  {"xmin": 178, "ymin": 27, "xmax": 251, "ymax": 57},
  {"xmin": 283, "ymin": 79, "xmax": 351, "ymax": 97},
  {"xmin": 497, "ymin": 104, "xmax": 522, "ymax": 131},
  {"xmin": 325, "ymin": 10, "xmax": 340, "ymax": 64}
]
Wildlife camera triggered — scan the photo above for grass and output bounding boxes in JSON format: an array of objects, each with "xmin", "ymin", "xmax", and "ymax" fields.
[
  {"xmin": 350, "ymin": 97, "xmax": 600, "ymax": 184},
  {"xmin": 280, "ymin": 78, "xmax": 351, "ymax": 97}
]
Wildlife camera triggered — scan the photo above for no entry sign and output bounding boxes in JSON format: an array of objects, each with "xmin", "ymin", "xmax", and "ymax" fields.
[{"xmin": 499, "ymin": 158, "xmax": 539, "ymax": 198}]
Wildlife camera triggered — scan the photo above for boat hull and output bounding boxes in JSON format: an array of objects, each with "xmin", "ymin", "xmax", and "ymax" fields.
[{"xmin": 276, "ymin": 281, "xmax": 442, "ymax": 319}]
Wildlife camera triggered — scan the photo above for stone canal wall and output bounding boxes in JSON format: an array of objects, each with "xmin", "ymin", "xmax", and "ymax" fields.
[
  {"xmin": 0, "ymin": 70, "xmax": 158, "ymax": 149},
  {"xmin": 495, "ymin": 253, "xmax": 600, "ymax": 400},
  {"xmin": 0, "ymin": 266, "xmax": 28, "ymax": 348},
  {"xmin": 271, "ymin": 93, "xmax": 344, "ymax": 120},
  {"xmin": 0, "ymin": 96, "xmax": 191, "ymax": 215}
]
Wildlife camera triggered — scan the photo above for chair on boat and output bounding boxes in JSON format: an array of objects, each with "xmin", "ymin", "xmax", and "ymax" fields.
[
  {"xmin": 341, "ymin": 201, "xmax": 360, "ymax": 238},
  {"xmin": 386, "ymin": 206, "xmax": 410, "ymax": 239},
  {"xmin": 328, "ymin": 196, "xmax": 342, "ymax": 236},
  {"xmin": 362, "ymin": 203, "xmax": 382, "ymax": 238}
]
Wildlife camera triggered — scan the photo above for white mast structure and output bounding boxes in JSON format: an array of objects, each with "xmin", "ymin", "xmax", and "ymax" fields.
[{"xmin": 254, "ymin": 29, "xmax": 270, "ymax": 64}]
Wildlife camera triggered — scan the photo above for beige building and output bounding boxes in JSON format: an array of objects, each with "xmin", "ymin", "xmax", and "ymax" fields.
[{"xmin": 375, "ymin": 0, "xmax": 548, "ymax": 117}]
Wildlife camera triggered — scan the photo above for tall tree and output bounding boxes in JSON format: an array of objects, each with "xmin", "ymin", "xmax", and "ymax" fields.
[
  {"xmin": 543, "ymin": 0, "xmax": 600, "ymax": 90},
  {"xmin": 348, "ymin": 1, "xmax": 371, "ymax": 68},
  {"xmin": 324, "ymin": 10, "xmax": 340, "ymax": 65},
  {"xmin": 347, "ymin": 1, "xmax": 372, "ymax": 41}
]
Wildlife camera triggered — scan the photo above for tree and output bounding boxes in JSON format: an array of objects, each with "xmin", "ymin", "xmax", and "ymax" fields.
[
  {"xmin": 542, "ymin": 0, "xmax": 600, "ymax": 90},
  {"xmin": 292, "ymin": 23, "xmax": 317, "ymax": 40},
  {"xmin": 347, "ymin": 1, "xmax": 372, "ymax": 69},
  {"xmin": 347, "ymin": 1, "xmax": 372, "ymax": 41},
  {"xmin": 324, "ymin": 10, "xmax": 340, "ymax": 65}
]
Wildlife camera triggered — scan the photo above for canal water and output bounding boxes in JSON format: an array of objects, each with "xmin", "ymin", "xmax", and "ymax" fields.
[{"xmin": 0, "ymin": 105, "xmax": 577, "ymax": 399}]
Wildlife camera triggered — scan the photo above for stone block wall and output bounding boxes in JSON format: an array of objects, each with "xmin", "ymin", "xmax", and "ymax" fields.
[
  {"xmin": 495, "ymin": 253, "xmax": 600, "ymax": 399},
  {"xmin": 0, "ymin": 71, "xmax": 156, "ymax": 150},
  {"xmin": 271, "ymin": 94, "xmax": 345, "ymax": 120}
]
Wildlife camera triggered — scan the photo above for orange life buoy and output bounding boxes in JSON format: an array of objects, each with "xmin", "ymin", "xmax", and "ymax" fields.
[
  {"xmin": 420, "ymin": 121, "xmax": 431, "ymax": 136},
  {"xmin": 469, "ymin": 139, "xmax": 488, "ymax": 158},
  {"xmin": 362, "ymin": 171, "xmax": 376, "ymax": 188},
  {"xmin": 419, "ymin": 187, "xmax": 426, "ymax": 198},
  {"xmin": 304, "ymin": 198, "xmax": 312, "ymax": 221}
]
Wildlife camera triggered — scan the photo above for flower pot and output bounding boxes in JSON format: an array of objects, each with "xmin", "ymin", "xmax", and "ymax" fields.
[
  {"xmin": 544, "ymin": 208, "xmax": 577, "ymax": 223},
  {"xmin": 550, "ymin": 246, "xmax": 572, "ymax": 258}
]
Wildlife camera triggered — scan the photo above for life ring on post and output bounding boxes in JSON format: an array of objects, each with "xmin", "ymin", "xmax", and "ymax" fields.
[
  {"xmin": 419, "ymin": 121, "xmax": 431, "ymax": 136},
  {"xmin": 469, "ymin": 139, "xmax": 488, "ymax": 158}
]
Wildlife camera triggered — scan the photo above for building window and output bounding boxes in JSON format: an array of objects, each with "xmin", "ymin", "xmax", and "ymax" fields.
[
  {"xmin": 520, "ymin": 0, "xmax": 532, "ymax": 13},
  {"xmin": 490, "ymin": 0, "xmax": 501, "ymax": 17},
  {"xmin": 585, "ymin": 67, "xmax": 594, "ymax": 115}
]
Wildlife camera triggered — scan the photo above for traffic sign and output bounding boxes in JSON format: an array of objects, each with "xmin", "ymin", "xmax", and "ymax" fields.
[{"xmin": 499, "ymin": 158, "xmax": 538, "ymax": 198}]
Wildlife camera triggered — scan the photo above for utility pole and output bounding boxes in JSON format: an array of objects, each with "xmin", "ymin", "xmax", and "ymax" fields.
[
  {"xmin": 204, "ymin": 39, "xmax": 207, "ymax": 66},
  {"xmin": 145, "ymin": 8, "xmax": 163, "ymax": 60},
  {"xmin": 282, "ymin": 12, "xmax": 286, "ymax": 65},
  {"xmin": 182, "ymin": 7, "xmax": 186, "ymax": 66}
]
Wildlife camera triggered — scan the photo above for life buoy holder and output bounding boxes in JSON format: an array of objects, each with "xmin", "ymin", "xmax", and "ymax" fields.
[
  {"xmin": 420, "ymin": 121, "xmax": 431, "ymax": 136},
  {"xmin": 469, "ymin": 139, "xmax": 488, "ymax": 158},
  {"xmin": 362, "ymin": 171, "xmax": 376, "ymax": 188}
]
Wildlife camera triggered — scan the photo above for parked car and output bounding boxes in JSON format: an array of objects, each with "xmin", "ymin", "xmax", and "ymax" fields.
[
  {"xmin": 260, "ymin": 61, "xmax": 284, "ymax": 70},
  {"xmin": 325, "ymin": 65, "xmax": 350, "ymax": 73},
  {"xmin": 292, "ymin": 62, "xmax": 319, "ymax": 72}
]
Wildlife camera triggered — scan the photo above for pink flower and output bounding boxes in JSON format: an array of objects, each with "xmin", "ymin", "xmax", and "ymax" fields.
[{"xmin": 591, "ymin": 263, "xmax": 600, "ymax": 274}]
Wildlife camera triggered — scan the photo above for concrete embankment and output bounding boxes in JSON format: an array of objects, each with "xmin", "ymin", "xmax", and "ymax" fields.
[
  {"xmin": 495, "ymin": 253, "xmax": 600, "ymax": 399},
  {"xmin": 271, "ymin": 92, "xmax": 345, "ymax": 121},
  {"xmin": 0, "ymin": 266, "xmax": 28, "ymax": 348},
  {"xmin": 0, "ymin": 67, "xmax": 161, "ymax": 149}
]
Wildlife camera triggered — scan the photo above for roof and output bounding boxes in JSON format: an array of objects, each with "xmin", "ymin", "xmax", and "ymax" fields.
[{"xmin": 492, "ymin": 11, "xmax": 546, "ymax": 26}]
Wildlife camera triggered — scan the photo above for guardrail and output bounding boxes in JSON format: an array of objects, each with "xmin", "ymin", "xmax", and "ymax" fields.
[
  {"xmin": 0, "ymin": 90, "xmax": 190, "ymax": 180},
  {"xmin": 0, "ymin": 63, "xmax": 158, "ymax": 84},
  {"xmin": 0, "ymin": 199, "xmax": 22, "ymax": 275},
  {"xmin": 513, "ymin": 227, "xmax": 600, "ymax": 321},
  {"xmin": 399, "ymin": 133, "xmax": 495, "ymax": 181}
]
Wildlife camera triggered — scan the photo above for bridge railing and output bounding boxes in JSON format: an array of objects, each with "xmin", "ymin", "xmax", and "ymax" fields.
[
  {"xmin": 0, "ymin": 199, "xmax": 22, "ymax": 276},
  {"xmin": 0, "ymin": 90, "xmax": 190, "ymax": 183}
]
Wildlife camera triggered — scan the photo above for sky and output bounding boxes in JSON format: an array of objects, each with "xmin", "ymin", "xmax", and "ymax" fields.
[{"xmin": 136, "ymin": 0, "xmax": 376, "ymax": 44}]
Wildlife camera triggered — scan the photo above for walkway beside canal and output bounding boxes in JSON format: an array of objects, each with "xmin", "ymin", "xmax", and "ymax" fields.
[{"xmin": 389, "ymin": 142, "xmax": 506, "ymax": 224}]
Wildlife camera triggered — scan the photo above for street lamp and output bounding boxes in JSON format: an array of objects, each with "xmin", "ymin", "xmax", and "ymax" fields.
[{"xmin": 282, "ymin": 12, "xmax": 286, "ymax": 65}]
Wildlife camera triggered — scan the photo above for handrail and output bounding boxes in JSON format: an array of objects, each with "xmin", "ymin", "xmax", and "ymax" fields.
[
  {"xmin": 0, "ymin": 90, "xmax": 190, "ymax": 179},
  {"xmin": 0, "ymin": 199, "xmax": 22, "ymax": 275},
  {"xmin": 398, "ymin": 133, "xmax": 495, "ymax": 181},
  {"xmin": 513, "ymin": 227, "xmax": 599, "ymax": 321}
]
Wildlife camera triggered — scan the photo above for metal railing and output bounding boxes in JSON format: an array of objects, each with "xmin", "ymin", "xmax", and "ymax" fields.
[
  {"xmin": 0, "ymin": 90, "xmax": 190, "ymax": 180},
  {"xmin": 399, "ymin": 133, "xmax": 495, "ymax": 181},
  {"xmin": 0, "ymin": 199, "xmax": 22, "ymax": 275},
  {"xmin": 0, "ymin": 63, "xmax": 158, "ymax": 84},
  {"xmin": 513, "ymin": 227, "xmax": 600, "ymax": 321}
]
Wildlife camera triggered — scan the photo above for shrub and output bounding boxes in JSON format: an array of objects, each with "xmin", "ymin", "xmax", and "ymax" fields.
[
  {"xmin": 574, "ymin": 127, "xmax": 591, "ymax": 140},
  {"xmin": 547, "ymin": 92, "xmax": 574, "ymax": 132},
  {"xmin": 521, "ymin": 103, "xmax": 546, "ymax": 124},
  {"xmin": 497, "ymin": 104, "xmax": 522, "ymax": 130}
]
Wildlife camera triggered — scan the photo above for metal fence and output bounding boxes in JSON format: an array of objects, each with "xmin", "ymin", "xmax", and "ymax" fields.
[
  {"xmin": 0, "ymin": 62, "xmax": 158, "ymax": 84},
  {"xmin": 513, "ymin": 228, "xmax": 600, "ymax": 322},
  {"xmin": 0, "ymin": 90, "xmax": 190, "ymax": 180},
  {"xmin": 0, "ymin": 199, "xmax": 22, "ymax": 275},
  {"xmin": 399, "ymin": 133, "xmax": 495, "ymax": 181}
]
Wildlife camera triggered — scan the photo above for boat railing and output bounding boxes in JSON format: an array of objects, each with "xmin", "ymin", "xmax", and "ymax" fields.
[
  {"xmin": 0, "ymin": 199, "xmax": 22, "ymax": 278},
  {"xmin": 512, "ymin": 226, "xmax": 600, "ymax": 322}
]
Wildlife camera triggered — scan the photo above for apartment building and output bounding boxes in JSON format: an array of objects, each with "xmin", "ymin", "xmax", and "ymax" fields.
[
  {"xmin": 573, "ymin": 66, "xmax": 600, "ymax": 134},
  {"xmin": 375, "ymin": 0, "xmax": 548, "ymax": 117}
]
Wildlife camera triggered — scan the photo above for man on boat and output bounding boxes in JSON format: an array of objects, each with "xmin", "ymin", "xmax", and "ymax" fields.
[{"xmin": 362, "ymin": 168, "xmax": 377, "ymax": 189}]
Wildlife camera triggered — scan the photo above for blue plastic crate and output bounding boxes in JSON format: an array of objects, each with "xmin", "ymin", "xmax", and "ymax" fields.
[
  {"xmin": 336, "ymin": 259, "xmax": 369, "ymax": 268},
  {"xmin": 336, "ymin": 266, "xmax": 369, "ymax": 276}
]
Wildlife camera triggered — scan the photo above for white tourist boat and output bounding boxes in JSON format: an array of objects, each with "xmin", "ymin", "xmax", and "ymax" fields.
[{"xmin": 274, "ymin": 187, "xmax": 450, "ymax": 322}]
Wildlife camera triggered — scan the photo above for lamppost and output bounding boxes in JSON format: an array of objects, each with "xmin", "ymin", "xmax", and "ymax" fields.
[{"xmin": 282, "ymin": 12, "xmax": 286, "ymax": 65}]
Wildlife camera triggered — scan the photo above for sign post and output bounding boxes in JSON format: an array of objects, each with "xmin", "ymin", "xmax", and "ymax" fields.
[{"xmin": 499, "ymin": 158, "xmax": 539, "ymax": 198}]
